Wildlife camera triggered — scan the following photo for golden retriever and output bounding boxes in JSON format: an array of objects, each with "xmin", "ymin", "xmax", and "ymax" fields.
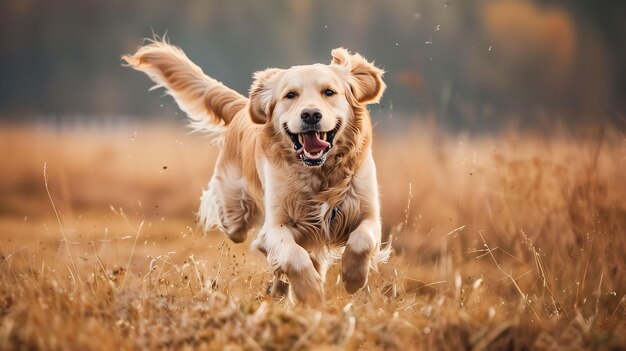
[{"xmin": 123, "ymin": 40, "xmax": 389, "ymax": 304}]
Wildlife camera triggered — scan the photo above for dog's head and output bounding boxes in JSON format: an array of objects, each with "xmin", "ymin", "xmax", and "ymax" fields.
[{"xmin": 249, "ymin": 48, "xmax": 385, "ymax": 167}]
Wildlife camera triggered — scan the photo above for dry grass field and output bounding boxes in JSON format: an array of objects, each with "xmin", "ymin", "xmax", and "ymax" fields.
[{"xmin": 0, "ymin": 121, "xmax": 625, "ymax": 350}]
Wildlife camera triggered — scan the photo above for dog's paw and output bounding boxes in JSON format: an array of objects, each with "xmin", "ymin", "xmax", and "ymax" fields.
[
  {"xmin": 268, "ymin": 274, "xmax": 290, "ymax": 299},
  {"xmin": 219, "ymin": 220, "xmax": 248, "ymax": 243},
  {"xmin": 287, "ymin": 266, "xmax": 324, "ymax": 305},
  {"xmin": 341, "ymin": 249, "xmax": 371, "ymax": 294},
  {"xmin": 226, "ymin": 225, "xmax": 248, "ymax": 243}
]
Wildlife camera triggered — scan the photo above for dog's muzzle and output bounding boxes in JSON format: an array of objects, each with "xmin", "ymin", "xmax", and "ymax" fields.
[{"xmin": 283, "ymin": 121, "xmax": 341, "ymax": 167}]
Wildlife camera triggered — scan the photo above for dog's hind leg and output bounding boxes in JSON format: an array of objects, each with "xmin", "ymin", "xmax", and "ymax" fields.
[
  {"xmin": 268, "ymin": 269, "xmax": 291, "ymax": 300},
  {"xmin": 253, "ymin": 239, "xmax": 292, "ymax": 300},
  {"xmin": 199, "ymin": 162, "xmax": 258, "ymax": 243},
  {"xmin": 311, "ymin": 250, "xmax": 334, "ymax": 283},
  {"xmin": 264, "ymin": 253, "xmax": 330, "ymax": 302}
]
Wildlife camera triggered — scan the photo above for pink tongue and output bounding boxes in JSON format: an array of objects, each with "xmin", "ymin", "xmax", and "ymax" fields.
[{"xmin": 302, "ymin": 132, "xmax": 330, "ymax": 154}]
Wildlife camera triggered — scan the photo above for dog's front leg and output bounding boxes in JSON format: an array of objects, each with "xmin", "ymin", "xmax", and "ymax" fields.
[
  {"xmin": 342, "ymin": 152, "xmax": 383, "ymax": 293},
  {"xmin": 256, "ymin": 227, "xmax": 324, "ymax": 304},
  {"xmin": 342, "ymin": 218, "xmax": 380, "ymax": 293}
]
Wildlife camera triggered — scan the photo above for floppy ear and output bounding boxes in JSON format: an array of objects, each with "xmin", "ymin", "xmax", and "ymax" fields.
[
  {"xmin": 331, "ymin": 48, "xmax": 386, "ymax": 104},
  {"xmin": 249, "ymin": 68, "xmax": 282, "ymax": 124}
]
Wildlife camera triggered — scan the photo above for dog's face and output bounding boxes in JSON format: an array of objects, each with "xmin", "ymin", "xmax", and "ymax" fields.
[
  {"xmin": 272, "ymin": 65, "xmax": 350, "ymax": 166},
  {"xmin": 249, "ymin": 48, "xmax": 386, "ymax": 167}
]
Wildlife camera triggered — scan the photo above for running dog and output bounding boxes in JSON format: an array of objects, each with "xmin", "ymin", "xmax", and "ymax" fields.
[{"xmin": 123, "ymin": 41, "xmax": 389, "ymax": 304}]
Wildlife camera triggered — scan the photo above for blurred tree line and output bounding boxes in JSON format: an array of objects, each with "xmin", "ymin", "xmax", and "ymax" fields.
[{"xmin": 1, "ymin": 0, "xmax": 624, "ymax": 130}]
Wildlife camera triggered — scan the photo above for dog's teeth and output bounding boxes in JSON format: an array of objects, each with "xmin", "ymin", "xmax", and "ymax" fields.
[
  {"xmin": 303, "ymin": 149, "xmax": 323, "ymax": 159},
  {"xmin": 320, "ymin": 132, "xmax": 326, "ymax": 141},
  {"xmin": 298, "ymin": 133, "xmax": 304, "ymax": 145}
]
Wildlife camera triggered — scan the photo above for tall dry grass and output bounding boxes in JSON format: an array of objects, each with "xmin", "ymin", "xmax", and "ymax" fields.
[{"xmin": 0, "ymin": 122, "xmax": 624, "ymax": 350}]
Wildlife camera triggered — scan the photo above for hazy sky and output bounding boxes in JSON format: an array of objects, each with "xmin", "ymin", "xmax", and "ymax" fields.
[{"xmin": 1, "ymin": 0, "xmax": 624, "ymax": 129}]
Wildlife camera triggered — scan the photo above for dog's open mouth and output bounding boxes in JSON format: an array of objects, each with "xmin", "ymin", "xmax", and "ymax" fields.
[{"xmin": 284, "ymin": 122, "xmax": 341, "ymax": 167}]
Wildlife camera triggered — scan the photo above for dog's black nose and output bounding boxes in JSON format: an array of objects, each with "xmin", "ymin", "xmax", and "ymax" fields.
[{"xmin": 301, "ymin": 108, "xmax": 322, "ymax": 125}]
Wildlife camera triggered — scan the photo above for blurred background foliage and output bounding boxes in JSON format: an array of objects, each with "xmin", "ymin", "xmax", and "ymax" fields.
[{"xmin": 1, "ymin": 0, "xmax": 625, "ymax": 130}]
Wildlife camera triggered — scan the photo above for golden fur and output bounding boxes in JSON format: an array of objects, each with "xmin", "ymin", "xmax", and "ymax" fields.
[{"xmin": 123, "ymin": 41, "xmax": 389, "ymax": 304}]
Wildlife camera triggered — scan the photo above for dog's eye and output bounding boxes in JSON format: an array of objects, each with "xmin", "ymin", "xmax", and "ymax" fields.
[
  {"xmin": 285, "ymin": 92, "xmax": 297, "ymax": 99},
  {"xmin": 323, "ymin": 89, "xmax": 336, "ymax": 97}
]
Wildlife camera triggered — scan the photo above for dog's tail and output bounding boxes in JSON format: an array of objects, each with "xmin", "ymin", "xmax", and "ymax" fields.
[{"xmin": 122, "ymin": 40, "xmax": 247, "ymax": 143}]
